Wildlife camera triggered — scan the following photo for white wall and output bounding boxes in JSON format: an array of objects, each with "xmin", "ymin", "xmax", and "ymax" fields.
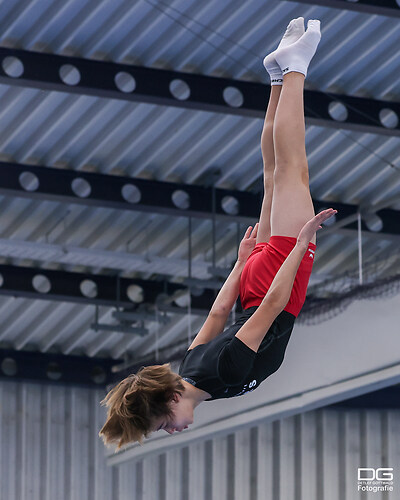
[
  {"xmin": 1, "ymin": 379, "xmax": 399, "ymax": 500},
  {"xmin": 0, "ymin": 381, "xmax": 114, "ymax": 500}
]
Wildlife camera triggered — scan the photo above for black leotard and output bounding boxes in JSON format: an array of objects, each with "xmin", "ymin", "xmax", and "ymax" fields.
[{"xmin": 178, "ymin": 306, "xmax": 295, "ymax": 401}]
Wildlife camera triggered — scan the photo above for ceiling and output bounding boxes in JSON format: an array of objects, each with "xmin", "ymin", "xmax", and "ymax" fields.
[{"xmin": 0, "ymin": 0, "xmax": 399, "ymax": 379}]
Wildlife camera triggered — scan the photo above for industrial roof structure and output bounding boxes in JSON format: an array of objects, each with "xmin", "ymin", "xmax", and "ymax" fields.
[{"xmin": 0, "ymin": 0, "xmax": 399, "ymax": 385}]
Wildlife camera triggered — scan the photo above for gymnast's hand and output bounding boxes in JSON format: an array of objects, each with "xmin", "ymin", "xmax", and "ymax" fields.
[
  {"xmin": 237, "ymin": 223, "xmax": 259, "ymax": 263},
  {"xmin": 297, "ymin": 208, "xmax": 337, "ymax": 247}
]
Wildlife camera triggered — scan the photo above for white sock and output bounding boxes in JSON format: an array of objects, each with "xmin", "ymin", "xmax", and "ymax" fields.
[
  {"xmin": 263, "ymin": 17, "xmax": 305, "ymax": 86},
  {"xmin": 275, "ymin": 20, "xmax": 321, "ymax": 79}
]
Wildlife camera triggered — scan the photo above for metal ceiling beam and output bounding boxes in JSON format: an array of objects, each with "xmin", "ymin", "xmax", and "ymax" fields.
[
  {"xmin": 286, "ymin": 0, "xmax": 400, "ymax": 18},
  {"xmin": 0, "ymin": 348, "xmax": 120, "ymax": 387},
  {"xmin": 0, "ymin": 237, "xmax": 333, "ymax": 288},
  {"xmin": 1, "ymin": 161, "xmax": 399, "ymax": 236},
  {"xmin": 328, "ymin": 384, "xmax": 400, "ymax": 409},
  {"xmin": 0, "ymin": 161, "xmax": 260, "ymax": 222},
  {"xmin": 336, "ymin": 227, "xmax": 400, "ymax": 244},
  {"xmin": 0, "ymin": 237, "xmax": 210, "ymax": 278},
  {"xmin": 1, "ymin": 48, "xmax": 400, "ymax": 135},
  {"xmin": 0, "ymin": 263, "xmax": 215, "ymax": 310}
]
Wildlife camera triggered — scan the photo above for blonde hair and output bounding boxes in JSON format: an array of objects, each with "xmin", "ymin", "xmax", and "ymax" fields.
[{"xmin": 99, "ymin": 363, "xmax": 184, "ymax": 449}]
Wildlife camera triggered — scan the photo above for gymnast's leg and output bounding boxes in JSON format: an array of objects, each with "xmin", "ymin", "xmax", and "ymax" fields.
[
  {"xmin": 271, "ymin": 20, "xmax": 321, "ymax": 244},
  {"xmin": 257, "ymin": 17, "xmax": 305, "ymax": 244},
  {"xmin": 256, "ymin": 85, "xmax": 281, "ymax": 244}
]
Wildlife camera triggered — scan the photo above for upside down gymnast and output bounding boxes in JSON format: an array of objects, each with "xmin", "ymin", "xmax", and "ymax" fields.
[{"xmin": 99, "ymin": 17, "xmax": 337, "ymax": 448}]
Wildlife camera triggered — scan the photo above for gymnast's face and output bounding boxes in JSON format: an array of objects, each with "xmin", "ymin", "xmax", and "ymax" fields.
[{"xmin": 153, "ymin": 393, "xmax": 193, "ymax": 434}]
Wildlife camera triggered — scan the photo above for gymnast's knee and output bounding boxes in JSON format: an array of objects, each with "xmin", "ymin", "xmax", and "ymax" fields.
[{"xmin": 273, "ymin": 161, "xmax": 309, "ymax": 185}]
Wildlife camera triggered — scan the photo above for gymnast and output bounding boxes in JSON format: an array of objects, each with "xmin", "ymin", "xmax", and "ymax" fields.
[{"xmin": 99, "ymin": 17, "xmax": 337, "ymax": 448}]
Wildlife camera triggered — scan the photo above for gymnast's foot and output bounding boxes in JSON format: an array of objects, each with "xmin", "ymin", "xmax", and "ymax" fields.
[
  {"xmin": 274, "ymin": 19, "xmax": 321, "ymax": 79},
  {"xmin": 263, "ymin": 17, "xmax": 305, "ymax": 85}
]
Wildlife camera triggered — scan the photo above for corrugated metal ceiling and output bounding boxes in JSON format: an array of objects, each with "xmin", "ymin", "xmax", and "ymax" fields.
[{"xmin": 0, "ymin": 0, "xmax": 399, "ymax": 366}]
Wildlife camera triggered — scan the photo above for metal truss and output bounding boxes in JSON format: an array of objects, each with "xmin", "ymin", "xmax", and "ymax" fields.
[
  {"xmin": 0, "ymin": 347, "xmax": 120, "ymax": 387},
  {"xmin": 1, "ymin": 47, "xmax": 400, "ymax": 135},
  {"xmin": 0, "ymin": 263, "xmax": 215, "ymax": 310},
  {"xmin": 0, "ymin": 237, "xmax": 210, "ymax": 278},
  {"xmin": 1, "ymin": 162, "xmax": 399, "ymax": 235},
  {"xmin": 288, "ymin": 0, "xmax": 400, "ymax": 18},
  {"xmin": 0, "ymin": 161, "xmax": 260, "ymax": 222}
]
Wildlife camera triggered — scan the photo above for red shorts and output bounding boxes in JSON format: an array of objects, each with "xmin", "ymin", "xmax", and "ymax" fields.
[{"xmin": 239, "ymin": 236, "xmax": 316, "ymax": 318}]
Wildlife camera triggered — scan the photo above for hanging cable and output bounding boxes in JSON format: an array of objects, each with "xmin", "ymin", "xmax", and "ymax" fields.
[
  {"xmin": 211, "ymin": 184, "xmax": 217, "ymax": 271},
  {"xmin": 187, "ymin": 216, "xmax": 193, "ymax": 347},
  {"xmin": 116, "ymin": 273, "xmax": 121, "ymax": 308},
  {"xmin": 155, "ymin": 305, "xmax": 160, "ymax": 362},
  {"xmin": 188, "ymin": 216, "xmax": 192, "ymax": 280},
  {"xmin": 187, "ymin": 287, "xmax": 192, "ymax": 347},
  {"xmin": 233, "ymin": 221, "xmax": 242, "ymax": 325},
  {"xmin": 357, "ymin": 212, "xmax": 363, "ymax": 285}
]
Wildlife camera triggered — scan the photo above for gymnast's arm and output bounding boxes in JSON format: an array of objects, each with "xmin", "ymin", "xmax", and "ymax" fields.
[{"xmin": 187, "ymin": 224, "xmax": 259, "ymax": 350}]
